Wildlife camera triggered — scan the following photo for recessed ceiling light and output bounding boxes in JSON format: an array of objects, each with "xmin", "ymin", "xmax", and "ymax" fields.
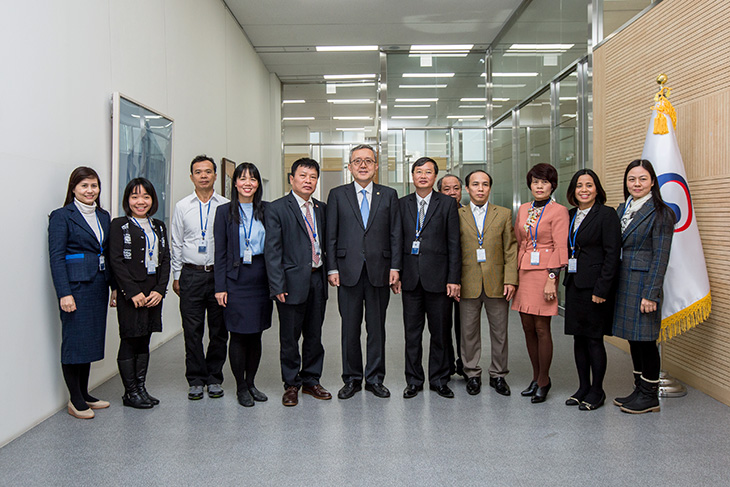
[
  {"xmin": 408, "ymin": 53, "xmax": 468, "ymax": 58},
  {"xmin": 333, "ymin": 116, "xmax": 373, "ymax": 120},
  {"xmin": 458, "ymin": 105, "xmax": 486, "ymax": 109},
  {"xmin": 316, "ymin": 45, "xmax": 378, "ymax": 52},
  {"xmin": 282, "ymin": 100, "xmax": 306, "ymax": 104},
  {"xmin": 410, "ymin": 44, "xmax": 473, "ymax": 51},
  {"xmin": 327, "ymin": 99, "xmax": 374, "ymax": 104},
  {"xmin": 480, "ymin": 83, "xmax": 528, "ymax": 88},
  {"xmin": 447, "ymin": 115, "xmax": 483, "ymax": 119},
  {"xmin": 493, "ymin": 98, "xmax": 510, "ymax": 102},
  {"xmin": 398, "ymin": 84, "xmax": 448, "ymax": 89},
  {"xmin": 559, "ymin": 97, "xmax": 578, "ymax": 101},
  {"xmin": 461, "ymin": 98, "xmax": 487, "ymax": 102},
  {"xmin": 335, "ymin": 127, "xmax": 367, "ymax": 131},
  {"xmin": 508, "ymin": 44, "xmax": 574, "ymax": 51},
  {"xmin": 393, "ymin": 104, "xmax": 431, "ymax": 108},
  {"xmin": 402, "ymin": 73, "xmax": 454, "ymax": 78},
  {"xmin": 490, "ymin": 72, "xmax": 539, "ymax": 77},
  {"xmin": 330, "ymin": 82, "xmax": 376, "ymax": 88},
  {"xmin": 392, "ymin": 116, "xmax": 429, "ymax": 119},
  {"xmin": 395, "ymin": 98, "xmax": 438, "ymax": 102},
  {"xmin": 323, "ymin": 74, "xmax": 377, "ymax": 80},
  {"xmin": 283, "ymin": 117, "xmax": 315, "ymax": 121}
]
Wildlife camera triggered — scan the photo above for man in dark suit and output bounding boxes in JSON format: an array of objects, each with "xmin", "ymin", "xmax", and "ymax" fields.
[
  {"xmin": 326, "ymin": 144, "xmax": 403, "ymax": 399},
  {"xmin": 397, "ymin": 158, "xmax": 461, "ymax": 399},
  {"xmin": 265, "ymin": 158, "xmax": 331, "ymax": 407}
]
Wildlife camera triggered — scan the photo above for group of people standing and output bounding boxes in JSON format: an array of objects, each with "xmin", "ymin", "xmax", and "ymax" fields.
[{"xmin": 48, "ymin": 145, "xmax": 673, "ymax": 419}]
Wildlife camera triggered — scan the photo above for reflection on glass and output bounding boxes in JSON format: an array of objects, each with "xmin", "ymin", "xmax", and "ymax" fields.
[{"xmin": 491, "ymin": 116, "xmax": 513, "ymax": 210}]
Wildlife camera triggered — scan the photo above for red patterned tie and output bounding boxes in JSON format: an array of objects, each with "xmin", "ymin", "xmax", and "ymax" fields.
[{"xmin": 305, "ymin": 201, "xmax": 320, "ymax": 265}]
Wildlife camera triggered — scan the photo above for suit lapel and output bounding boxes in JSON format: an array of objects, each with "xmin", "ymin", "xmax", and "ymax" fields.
[
  {"xmin": 67, "ymin": 203, "xmax": 99, "ymax": 241},
  {"xmin": 574, "ymin": 203, "xmax": 599, "ymax": 239},
  {"xmin": 367, "ymin": 184, "xmax": 384, "ymax": 228},
  {"xmin": 286, "ymin": 193, "xmax": 309, "ymax": 235},
  {"xmin": 622, "ymin": 199, "xmax": 655, "ymax": 241},
  {"xmin": 345, "ymin": 184, "xmax": 366, "ymax": 230},
  {"xmin": 421, "ymin": 192, "xmax": 439, "ymax": 230},
  {"xmin": 483, "ymin": 204, "xmax": 498, "ymax": 234}
]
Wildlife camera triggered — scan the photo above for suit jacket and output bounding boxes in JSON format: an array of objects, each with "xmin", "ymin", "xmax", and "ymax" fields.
[
  {"xmin": 265, "ymin": 193, "xmax": 328, "ymax": 304},
  {"xmin": 398, "ymin": 191, "xmax": 460, "ymax": 293},
  {"xmin": 213, "ymin": 201, "xmax": 268, "ymax": 293},
  {"xmin": 613, "ymin": 199, "xmax": 674, "ymax": 341},
  {"xmin": 514, "ymin": 201, "xmax": 569, "ymax": 271},
  {"xmin": 48, "ymin": 203, "xmax": 112, "ymax": 299},
  {"xmin": 108, "ymin": 216, "xmax": 170, "ymax": 301},
  {"xmin": 459, "ymin": 203, "xmax": 518, "ymax": 299},
  {"xmin": 562, "ymin": 203, "xmax": 621, "ymax": 298},
  {"xmin": 325, "ymin": 182, "xmax": 403, "ymax": 287}
]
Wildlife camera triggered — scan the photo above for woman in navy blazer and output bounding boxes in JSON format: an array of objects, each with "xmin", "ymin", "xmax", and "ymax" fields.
[
  {"xmin": 48, "ymin": 167, "xmax": 116, "ymax": 419},
  {"xmin": 613, "ymin": 159, "xmax": 673, "ymax": 414},
  {"xmin": 563, "ymin": 170, "xmax": 621, "ymax": 411},
  {"xmin": 214, "ymin": 162, "xmax": 272, "ymax": 407},
  {"xmin": 109, "ymin": 178, "xmax": 170, "ymax": 409}
]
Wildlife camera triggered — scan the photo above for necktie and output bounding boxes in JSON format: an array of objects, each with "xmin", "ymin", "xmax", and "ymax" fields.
[
  {"xmin": 418, "ymin": 199, "xmax": 426, "ymax": 230},
  {"xmin": 360, "ymin": 189, "xmax": 369, "ymax": 228},
  {"xmin": 305, "ymin": 202, "xmax": 319, "ymax": 265}
]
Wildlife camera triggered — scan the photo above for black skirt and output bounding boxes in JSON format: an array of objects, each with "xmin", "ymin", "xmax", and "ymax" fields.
[
  {"xmin": 224, "ymin": 255, "xmax": 272, "ymax": 334},
  {"xmin": 116, "ymin": 273, "xmax": 163, "ymax": 338},
  {"xmin": 60, "ymin": 271, "xmax": 109, "ymax": 364},
  {"xmin": 564, "ymin": 282, "xmax": 614, "ymax": 339}
]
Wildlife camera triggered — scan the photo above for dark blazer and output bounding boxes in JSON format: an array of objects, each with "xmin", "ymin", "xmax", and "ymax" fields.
[
  {"xmin": 325, "ymin": 183, "xmax": 403, "ymax": 287},
  {"xmin": 398, "ymin": 191, "xmax": 460, "ymax": 293},
  {"xmin": 265, "ymin": 193, "xmax": 328, "ymax": 304},
  {"xmin": 213, "ymin": 201, "xmax": 268, "ymax": 293},
  {"xmin": 563, "ymin": 203, "xmax": 621, "ymax": 298},
  {"xmin": 108, "ymin": 216, "xmax": 170, "ymax": 301},
  {"xmin": 49, "ymin": 203, "xmax": 112, "ymax": 298},
  {"xmin": 613, "ymin": 199, "xmax": 674, "ymax": 341}
]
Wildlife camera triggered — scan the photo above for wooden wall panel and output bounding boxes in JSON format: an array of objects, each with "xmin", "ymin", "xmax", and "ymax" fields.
[{"xmin": 594, "ymin": 0, "xmax": 730, "ymax": 405}]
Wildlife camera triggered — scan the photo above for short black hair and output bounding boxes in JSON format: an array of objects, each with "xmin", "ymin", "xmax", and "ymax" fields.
[
  {"xmin": 465, "ymin": 169, "xmax": 493, "ymax": 187},
  {"xmin": 190, "ymin": 155, "xmax": 216, "ymax": 174},
  {"xmin": 526, "ymin": 163, "xmax": 558, "ymax": 194},
  {"xmin": 411, "ymin": 156, "xmax": 438, "ymax": 173},
  {"xmin": 566, "ymin": 169, "xmax": 607, "ymax": 206},
  {"xmin": 229, "ymin": 162, "xmax": 265, "ymax": 224},
  {"xmin": 437, "ymin": 174, "xmax": 463, "ymax": 191},
  {"xmin": 290, "ymin": 157, "xmax": 320, "ymax": 178},
  {"xmin": 122, "ymin": 177, "xmax": 159, "ymax": 217}
]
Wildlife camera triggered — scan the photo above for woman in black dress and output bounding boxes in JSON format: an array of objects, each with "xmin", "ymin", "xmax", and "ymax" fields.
[
  {"xmin": 109, "ymin": 178, "xmax": 170, "ymax": 409},
  {"xmin": 48, "ymin": 167, "xmax": 116, "ymax": 419},
  {"xmin": 563, "ymin": 169, "xmax": 621, "ymax": 410},
  {"xmin": 214, "ymin": 163, "xmax": 272, "ymax": 407}
]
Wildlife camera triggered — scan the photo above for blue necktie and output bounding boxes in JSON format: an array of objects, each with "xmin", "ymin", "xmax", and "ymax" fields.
[{"xmin": 360, "ymin": 189, "xmax": 370, "ymax": 228}]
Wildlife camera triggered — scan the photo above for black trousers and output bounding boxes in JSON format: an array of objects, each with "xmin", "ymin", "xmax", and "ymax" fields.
[
  {"xmin": 179, "ymin": 266, "xmax": 228, "ymax": 386},
  {"xmin": 402, "ymin": 281, "xmax": 451, "ymax": 387},
  {"xmin": 445, "ymin": 297, "xmax": 462, "ymax": 372},
  {"xmin": 338, "ymin": 267, "xmax": 390, "ymax": 384},
  {"xmin": 276, "ymin": 268, "xmax": 326, "ymax": 388}
]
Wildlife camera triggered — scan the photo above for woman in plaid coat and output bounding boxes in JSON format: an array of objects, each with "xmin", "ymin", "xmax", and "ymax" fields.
[{"xmin": 612, "ymin": 159, "xmax": 674, "ymax": 414}]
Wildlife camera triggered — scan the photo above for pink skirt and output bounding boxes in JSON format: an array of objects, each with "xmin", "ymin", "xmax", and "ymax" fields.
[{"xmin": 511, "ymin": 268, "xmax": 558, "ymax": 316}]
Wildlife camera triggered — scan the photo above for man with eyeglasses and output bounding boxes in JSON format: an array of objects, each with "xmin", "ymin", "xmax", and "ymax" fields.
[
  {"xmin": 326, "ymin": 144, "xmax": 403, "ymax": 399},
  {"xmin": 396, "ymin": 158, "xmax": 461, "ymax": 399}
]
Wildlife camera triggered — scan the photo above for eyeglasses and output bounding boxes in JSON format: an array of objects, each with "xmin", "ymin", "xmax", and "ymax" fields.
[{"xmin": 351, "ymin": 158, "xmax": 376, "ymax": 167}]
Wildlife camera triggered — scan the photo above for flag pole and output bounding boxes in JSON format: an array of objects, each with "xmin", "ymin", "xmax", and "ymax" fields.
[{"xmin": 658, "ymin": 343, "xmax": 687, "ymax": 398}]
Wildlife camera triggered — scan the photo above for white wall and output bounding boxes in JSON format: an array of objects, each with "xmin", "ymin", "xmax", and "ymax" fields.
[{"xmin": 0, "ymin": 0, "xmax": 281, "ymax": 446}]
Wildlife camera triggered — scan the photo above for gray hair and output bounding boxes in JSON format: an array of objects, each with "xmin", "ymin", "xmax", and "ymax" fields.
[{"xmin": 437, "ymin": 174, "xmax": 463, "ymax": 191}]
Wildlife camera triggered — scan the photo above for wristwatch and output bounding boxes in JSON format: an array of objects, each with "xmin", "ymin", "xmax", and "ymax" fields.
[{"xmin": 548, "ymin": 272, "xmax": 556, "ymax": 280}]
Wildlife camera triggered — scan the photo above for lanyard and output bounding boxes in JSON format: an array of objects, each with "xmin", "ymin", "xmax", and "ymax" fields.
[
  {"xmin": 472, "ymin": 206, "xmax": 488, "ymax": 247},
  {"xmin": 132, "ymin": 217, "xmax": 157, "ymax": 261},
  {"xmin": 303, "ymin": 208, "xmax": 317, "ymax": 240},
  {"xmin": 620, "ymin": 197, "xmax": 633, "ymax": 218},
  {"xmin": 239, "ymin": 204, "xmax": 254, "ymax": 248},
  {"xmin": 528, "ymin": 201, "xmax": 548, "ymax": 250},
  {"xmin": 199, "ymin": 200, "xmax": 211, "ymax": 240},
  {"xmin": 94, "ymin": 212, "xmax": 104, "ymax": 255},
  {"xmin": 568, "ymin": 211, "xmax": 579, "ymax": 258}
]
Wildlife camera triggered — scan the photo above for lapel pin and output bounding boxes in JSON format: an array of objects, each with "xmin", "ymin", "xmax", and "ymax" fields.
[{"xmin": 376, "ymin": 192, "xmax": 380, "ymax": 195}]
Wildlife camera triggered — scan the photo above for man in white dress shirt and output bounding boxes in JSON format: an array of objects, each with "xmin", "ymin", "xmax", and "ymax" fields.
[{"xmin": 171, "ymin": 155, "xmax": 229, "ymax": 400}]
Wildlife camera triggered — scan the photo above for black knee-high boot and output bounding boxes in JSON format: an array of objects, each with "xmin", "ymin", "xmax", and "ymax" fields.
[
  {"xmin": 118, "ymin": 358, "xmax": 153, "ymax": 409},
  {"xmin": 135, "ymin": 354, "xmax": 159, "ymax": 405}
]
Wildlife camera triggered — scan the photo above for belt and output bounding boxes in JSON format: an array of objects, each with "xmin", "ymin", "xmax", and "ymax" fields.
[{"xmin": 183, "ymin": 263, "xmax": 214, "ymax": 272}]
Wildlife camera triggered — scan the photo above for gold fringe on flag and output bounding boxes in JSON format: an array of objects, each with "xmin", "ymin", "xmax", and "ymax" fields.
[
  {"xmin": 651, "ymin": 84, "xmax": 677, "ymax": 135},
  {"xmin": 659, "ymin": 292, "xmax": 711, "ymax": 342}
]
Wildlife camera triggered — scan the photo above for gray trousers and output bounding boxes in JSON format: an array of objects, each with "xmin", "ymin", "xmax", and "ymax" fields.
[{"xmin": 459, "ymin": 292, "xmax": 509, "ymax": 379}]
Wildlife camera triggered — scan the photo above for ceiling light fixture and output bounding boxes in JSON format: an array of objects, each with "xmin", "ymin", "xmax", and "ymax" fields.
[
  {"xmin": 283, "ymin": 117, "xmax": 315, "ymax": 121},
  {"xmin": 393, "ymin": 104, "xmax": 431, "ymax": 108},
  {"xmin": 392, "ymin": 116, "xmax": 429, "ymax": 119},
  {"xmin": 282, "ymin": 100, "xmax": 306, "ymax": 104},
  {"xmin": 398, "ymin": 84, "xmax": 447, "ymax": 89},
  {"xmin": 333, "ymin": 116, "xmax": 373, "ymax": 120},
  {"xmin": 323, "ymin": 74, "xmax": 377, "ymax": 80},
  {"xmin": 410, "ymin": 44, "xmax": 473, "ymax": 51},
  {"xmin": 402, "ymin": 73, "xmax": 454, "ymax": 78},
  {"xmin": 461, "ymin": 97, "xmax": 486, "ymax": 102},
  {"xmin": 447, "ymin": 115, "xmax": 483, "ymax": 119},
  {"xmin": 508, "ymin": 44, "xmax": 574, "ymax": 51},
  {"xmin": 395, "ymin": 98, "xmax": 438, "ymax": 102},
  {"xmin": 489, "ymin": 72, "xmax": 539, "ymax": 77},
  {"xmin": 459, "ymin": 105, "xmax": 486, "ymax": 108},
  {"xmin": 330, "ymin": 82, "xmax": 376, "ymax": 88},
  {"xmin": 335, "ymin": 127, "xmax": 367, "ymax": 131},
  {"xmin": 327, "ymin": 99, "xmax": 374, "ymax": 104},
  {"xmin": 316, "ymin": 45, "xmax": 378, "ymax": 52}
]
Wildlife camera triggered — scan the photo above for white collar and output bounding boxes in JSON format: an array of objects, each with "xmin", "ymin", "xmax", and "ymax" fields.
[
  {"xmin": 470, "ymin": 201, "xmax": 488, "ymax": 213},
  {"xmin": 416, "ymin": 191, "xmax": 433, "ymax": 205},
  {"xmin": 291, "ymin": 190, "xmax": 312, "ymax": 208},
  {"xmin": 354, "ymin": 181, "xmax": 374, "ymax": 194}
]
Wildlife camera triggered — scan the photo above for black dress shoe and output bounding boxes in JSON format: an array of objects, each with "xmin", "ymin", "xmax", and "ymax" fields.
[
  {"xmin": 531, "ymin": 379, "xmax": 552, "ymax": 403},
  {"xmin": 565, "ymin": 389, "xmax": 588, "ymax": 406},
  {"xmin": 466, "ymin": 377, "xmax": 482, "ymax": 395},
  {"xmin": 430, "ymin": 384, "xmax": 455, "ymax": 398},
  {"xmin": 489, "ymin": 377, "xmax": 511, "ymax": 396},
  {"xmin": 521, "ymin": 380, "xmax": 539, "ymax": 397},
  {"xmin": 249, "ymin": 386, "xmax": 268, "ymax": 402},
  {"xmin": 337, "ymin": 381, "xmax": 362, "ymax": 400},
  {"xmin": 403, "ymin": 384, "xmax": 423, "ymax": 399},
  {"xmin": 365, "ymin": 382, "xmax": 391, "ymax": 398},
  {"xmin": 579, "ymin": 391, "xmax": 606, "ymax": 411}
]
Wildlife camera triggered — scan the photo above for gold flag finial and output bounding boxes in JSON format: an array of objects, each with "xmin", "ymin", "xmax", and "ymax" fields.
[{"xmin": 651, "ymin": 74, "xmax": 676, "ymax": 134}]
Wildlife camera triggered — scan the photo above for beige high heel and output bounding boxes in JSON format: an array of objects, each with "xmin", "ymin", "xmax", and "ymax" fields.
[{"xmin": 67, "ymin": 401, "xmax": 95, "ymax": 419}]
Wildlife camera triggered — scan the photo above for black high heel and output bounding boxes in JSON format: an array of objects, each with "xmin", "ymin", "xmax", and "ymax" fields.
[
  {"xmin": 579, "ymin": 391, "xmax": 606, "ymax": 411},
  {"xmin": 531, "ymin": 379, "xmax": 551, "ymax": 403},
  {"xmin": 521, "ymin": 380, "xmax": 538, "ymax": 397}
]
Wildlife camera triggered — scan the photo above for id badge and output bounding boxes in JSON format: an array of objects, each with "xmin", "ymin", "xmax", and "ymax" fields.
[
  {"xmin": 146, "ymin": 260, "xmax": 157, "ymax": 274},
  {"xmin": 243, "ymin": 248, "xmax": 253, "ymax": 264},
  {"xmin": 568, "ymin": 258, "xmax": 577, "ymax": 273},
  {"xmin": 476, "ymin": 248, "xmax": 487, "ymax": 263},
  {"xmin": 314, "ymin": 240, "xmax": 321, "ymax": 256},
  {"xmin": 530, "ymin": 250, "xmax": 540, "ymax": 265},
  {"xmin": 411, "ymin": 240, "xmax": 420, "ymax": 255},
  {"xmin": 198, "ymin": 238, "xmax": 207, "ymax": 253},
  {"xmin": 98, "ymin": 255, "xmax": 106, "ymax": 271}
]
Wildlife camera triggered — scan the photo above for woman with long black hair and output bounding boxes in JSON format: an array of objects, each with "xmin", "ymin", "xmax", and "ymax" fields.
[{"xmin": 214, "ymin": 163, "xmax": 272, "ymax": 407}]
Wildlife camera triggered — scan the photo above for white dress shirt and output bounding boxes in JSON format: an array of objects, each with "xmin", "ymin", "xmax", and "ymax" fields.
[
  {"xmin": 470, "ymin": 201, "xmax": 490, "ymax": 234},
  {"xmin": 291, "ymin": 191, "xmax": 323, "ymax": 268},
  {"xmin": 354, "ymin": 181, "xmax": 374, "ymax": 207},
  {"xmin": 171, "ymin": 191, "xmax": 229, "ymax": 279}
]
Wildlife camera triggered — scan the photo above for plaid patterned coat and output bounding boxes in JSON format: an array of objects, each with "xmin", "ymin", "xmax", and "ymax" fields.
[{"xmin": 612, "ymin": 199, "xmax": 674, "ymax": 341}]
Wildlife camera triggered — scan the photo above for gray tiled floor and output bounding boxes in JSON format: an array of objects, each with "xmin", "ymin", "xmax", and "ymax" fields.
[{"xmin": 2, "ymin": 289, "xmax": 728, "ymax": 486}]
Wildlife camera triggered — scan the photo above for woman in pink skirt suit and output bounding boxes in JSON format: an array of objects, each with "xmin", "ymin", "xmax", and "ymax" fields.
[{"xmin": 512, "ymin": 163, "xmax": 569, "ymax": 403}]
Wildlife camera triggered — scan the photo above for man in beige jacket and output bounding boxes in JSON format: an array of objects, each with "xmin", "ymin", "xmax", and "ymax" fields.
[{"xmin": 459, "ymin": 170, "xmax": 518, "ymax": 396}]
